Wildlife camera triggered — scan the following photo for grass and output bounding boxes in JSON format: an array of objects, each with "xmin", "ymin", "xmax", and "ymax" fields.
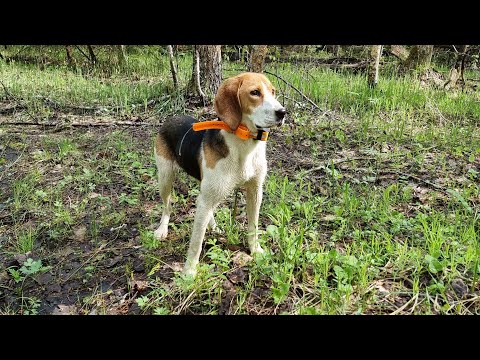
[
  {"xmin": 0, "ymin": 45, "xmax": 479, "ymax": 314},
  {"xmin": 0, "ymin": 45, "xmax": 192, "ymax": 117}
]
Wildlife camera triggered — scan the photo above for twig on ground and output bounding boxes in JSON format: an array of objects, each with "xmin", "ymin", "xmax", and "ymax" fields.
[
  {"xmin": 390, "ymin": 293, "xmax": 419, "ymax": 315},
  {"xmin": 381, "ymin": 170, "xmax": 449, "ymax": 194},
  {"xmin": 302, "ymin": 157, "xmax": 378, "ymax": 175},
  {"xmin": 62, "ymin": 225, "xmax": 125, "ymax": 283}
]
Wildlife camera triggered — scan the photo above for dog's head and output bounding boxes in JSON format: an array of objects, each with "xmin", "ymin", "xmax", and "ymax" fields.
[{"xmin": 214, "ymin": 72, "xmax": 286, "ymax": 132}]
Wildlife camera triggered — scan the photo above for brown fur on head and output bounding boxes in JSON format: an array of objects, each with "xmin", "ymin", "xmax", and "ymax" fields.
[{"xmin": 214, "ymin": 75, "xmax": 243, "ymax": 131}]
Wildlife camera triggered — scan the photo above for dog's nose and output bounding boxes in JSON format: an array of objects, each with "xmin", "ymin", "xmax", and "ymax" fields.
[{"xmin": 275, "ymin": 108, "xmax": 286, "ymax": 120}]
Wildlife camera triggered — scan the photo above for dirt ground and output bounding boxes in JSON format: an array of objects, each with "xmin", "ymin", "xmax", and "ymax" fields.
[{"xmin": 1, "ymin": 106, "xmax": 478, "ymax": 315}]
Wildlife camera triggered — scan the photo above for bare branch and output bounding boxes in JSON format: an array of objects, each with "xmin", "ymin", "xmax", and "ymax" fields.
[
  {"xmin": 264, "ymin": 70, "xmax": 321, "ymax": 110},
  {"xmin": 194, "ymin": 46, "xmax": 206, "ymax": 103}
]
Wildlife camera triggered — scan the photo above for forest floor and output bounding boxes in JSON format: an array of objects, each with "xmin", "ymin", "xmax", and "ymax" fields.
[
  {"xmin": 1, "ymin": 49, "xmax": 480, "ymax": 314},
  {"xmin": 2, "ymin": 104, "xmax": 479, "ymax": 315}
]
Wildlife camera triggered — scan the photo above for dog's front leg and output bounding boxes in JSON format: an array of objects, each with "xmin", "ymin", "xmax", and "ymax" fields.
[
  {"xmin": 245, "ymin": 178, "xmax": 265, "ymax": 255},
  {"xmin": 183, "ymin": 192, "xmax": 219, "ymax": 277}
]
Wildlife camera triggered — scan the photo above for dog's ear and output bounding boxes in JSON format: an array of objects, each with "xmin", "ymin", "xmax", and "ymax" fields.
[{"xmin": 214, "ymin": 76, "xmax": 242, "ymax": 131}]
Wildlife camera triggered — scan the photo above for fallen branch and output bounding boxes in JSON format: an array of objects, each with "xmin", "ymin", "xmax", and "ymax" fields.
[
  {"xmin": 301, "ymin": 152, "xmax": 410, "ymax": 175},
  {"xmin": 301, "ymin": 157, "xmax": 378, "ymax": 175},
  {"xmin": 317, "ymin": 61, "xmax": 367, "ymax": 69},
  {"xmin": 0, "ymin": 80, "xmax": 41, "ymax": 124},
  {"xmin": 264, "ymin": 70, "xmax": 321, "ymax": 110},
  {"xmin": 267, "ymin": 55, "xmax": 364, "ymax": 66},
  {"xmin": 380, "ymin": 170, "xmax": 449, "ymax": 194},
  {"xmin": 0, "ymin": 120, "xmax": 153, "ymax": 127},
  {"xmin": 41, "ymin": 97, "xmax": 159, "ymax": 113}
]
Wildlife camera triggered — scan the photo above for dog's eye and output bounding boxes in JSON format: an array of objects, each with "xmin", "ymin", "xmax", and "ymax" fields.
[
  {"xmin": 272, "ymin": 88, "xmax": 276, "ymax": 96},
  {"xmin": 250, "ymin": 90, "xmax": 261, "ymax": 96}
]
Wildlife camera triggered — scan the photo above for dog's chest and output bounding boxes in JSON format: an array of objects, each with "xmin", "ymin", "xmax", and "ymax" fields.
[
  {"xmin": 239, "ymin": 151, "xmax": 264, "ymax": 181},
  {"xmin": 224, "ymin": 141, "xmax": 267, "ymax": 184}
]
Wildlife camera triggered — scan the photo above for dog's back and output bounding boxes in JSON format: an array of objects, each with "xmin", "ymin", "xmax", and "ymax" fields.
[
  {"xmin": 156, "ymin": 115, "xmax": 230, "ymax": 181},
  {"xmin": 156, "ymin": 115, "xmax": 204, "ymax": 180}
]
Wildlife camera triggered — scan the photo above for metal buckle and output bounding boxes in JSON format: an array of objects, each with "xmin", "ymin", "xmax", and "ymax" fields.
[{"xmin": 255, "ymin": 130, "xmax": 269, "ymax": 141}]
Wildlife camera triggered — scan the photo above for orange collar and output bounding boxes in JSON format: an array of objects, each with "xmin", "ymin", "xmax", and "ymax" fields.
[{"xmin": 192, "ymin": 120, "xmax": 269, "ymax": 141}]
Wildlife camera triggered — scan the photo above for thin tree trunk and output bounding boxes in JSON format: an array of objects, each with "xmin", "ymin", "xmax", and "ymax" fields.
[
  {"xmin": 445, "ymin": 45, "xmax": 469, "ymax": 89},
  {"xmin": 249, "ymin": 45, "xmax": 268, "ymax": 73},
  {"xmin": 116, "ymin": 45, "xmax": 127, "ymax": 66},
  {"xmin": 87, "ymin": 45, "xmax": 97, "ymax": 65},
  {"xmin": 367, "ymin": 45, "xmax": 382, "ymax": 88},
  {"xmin": 404, "ymin": 45, "xmax": 434, "ymax": 72},
  {"xmin": 460, "ymin": 45, "xmax": 469, "ymax": 83},
  {"xmin": 193, "ymin": 46, "xmax": 206, "ymax": 102},
  {"xmin": 65, "ymin": 45, "xmax": 75, "ymax": 67},
  {"xmin": 167, "ymin": 45, "xmax": 179, "ymax": 90}
]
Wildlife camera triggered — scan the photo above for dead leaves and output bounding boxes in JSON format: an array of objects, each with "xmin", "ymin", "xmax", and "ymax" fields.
[
  {"xmin": 227, "ymin": 268, "xmax": 246, "ymax": 285},
  {"xmin": 412, "ymin": 185, "xmax": 430, "ymax": 204},
  {"xmin": 73, "ymin": 225, "xmax": 87, "ymax": 242},
  {"xmin": 51, "ymin": 304, "xmax": 78, "ymax": 315},
  {"xmin": 231, "ymin": 251, "xmax": 253, "ymax": 268},
  {"xmin": 130, "ymin": 277, "xmax": 149, "ymax": 293}
]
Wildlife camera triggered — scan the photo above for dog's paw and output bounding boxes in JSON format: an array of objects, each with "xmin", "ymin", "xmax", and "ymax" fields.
[
  {"xmin": 208, "ymin": 225, "xmax": 223, "ymax": 235},
  {"xmin": 153, "ymin": 226, "xmax": 168, "ymax": 240},
  {"xmin": 207, "ymin": 217, "xmax": 220, "ymax": 233},
  {"xmin": 182, "ymin": 265, "xmax": 197, "ymax": 278},
  {"xmin": 250, "ymin": 244, "xmax": 265, "ymax": 255}
]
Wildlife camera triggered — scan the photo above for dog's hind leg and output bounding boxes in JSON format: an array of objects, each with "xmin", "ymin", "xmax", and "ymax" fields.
[{"xmin": 154, "ymin": 141, "xmax": 176, "ymax": 240}]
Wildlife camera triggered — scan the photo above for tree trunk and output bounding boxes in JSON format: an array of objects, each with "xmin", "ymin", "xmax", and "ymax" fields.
[
  {"xmin": 167, "ymin": 45, "xmax": 179, "ymax": 90},
  {"xmin": 367, "ymin": 45, "xmax": 382, "ymax": 88},
  {"xmin": 326, "ymin": 45, "xmax": 341, "ymax": 56},
  {"xmin": 87, "ymin": 45, "xmax": 97, "ymax": 65},
  {"xmin": 187, "ymin": 45, "xmax": 222, "ymax": 98},
  {"xmin": 404, "ymin": 45, "xmax": 434, "ymax": 72},
  {"xmin": 389, "ymin": 45, "xmax": 409, "ymax": 61},
  {"xmin": 116, "ymin": 45, "xmax": 127, "ymax": 66},
  {"xmin": 444, "ymin": 45, "xmax": 469, "ymax": 89},
  {"xmin": 249, "ymin": 45, "xmax": 268, "ymax": 73},
  {"xmin": 65, "ymin": 45, "xmax": 75, "ymax": 67}
]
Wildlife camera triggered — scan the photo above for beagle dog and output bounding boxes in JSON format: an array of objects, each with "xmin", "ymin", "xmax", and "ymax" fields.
[{"xmin": 153, "ymin": 72, "xmax": 286, "ymax": 276}]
